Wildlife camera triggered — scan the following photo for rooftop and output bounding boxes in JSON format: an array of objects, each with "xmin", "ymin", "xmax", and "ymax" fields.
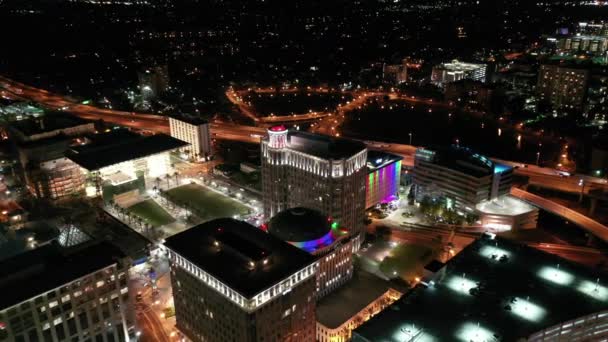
[
  {"xmin": 353, "ymin": 237, "xmax": 608, "ymax": 341},
  {"xmin": 415, "ymin": 145, "xmax": 496, "ymax": 178},
  {"xmin": 476, "ymin": 195, "xmax": 537, "ymax": 216},
  {"xmin": 317, "ymin": 269, "xmax": 394, "ymax": 329},
  {"xmin": 367, "ymin": 151, "xmax": 403, "ymax": 172},
  {"xmin": 169, "ymin": 115, "xmax": 208, "ymax": 126},
  {"xmin": 10, "ymin": 113, "xmax": 90, "ymax": 138},
  {"xmin": 436, "ymin": 60, "xmax": 486, "ymax": 71},
  {"xmin": 0, "ymin": 241, "xmax": 125, "ymax": 310},
  {"xmin": 285, "ymin": 131, "xmax": 367, "ymax": 160},
  {"xmin": 268, "ymin": 207, "xmax": 332, "ymax": 242},
  {"xmin": 163, "ymin": 218, "xmax": 316, "ymax": 298},
  {"xmin": 66, "ymin": 133, "xmax": 187, "ymax": 171},
  {"xmin": 267, "ymin": 207, "xmax": 349, "ymax": 253}
]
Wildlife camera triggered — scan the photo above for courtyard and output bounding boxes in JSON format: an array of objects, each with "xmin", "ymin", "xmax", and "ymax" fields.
[
  {"xmin": 166, "ymin": 183, "xmax": 251, "ymax": 222},
  {"xmin": 127, "ymin": 199, "xmax": 175, "ymax": 228}
]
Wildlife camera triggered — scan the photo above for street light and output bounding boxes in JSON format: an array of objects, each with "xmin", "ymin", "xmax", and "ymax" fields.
[
  {"xmin": 536, "ymin": 152, "xmax": 540, "ymax": 165},
  {"xmin": 409, "ymin": 132, "xmax": 413, "ymax": 145}
]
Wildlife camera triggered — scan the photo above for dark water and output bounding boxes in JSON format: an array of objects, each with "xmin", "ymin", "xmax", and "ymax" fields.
[{"xmin": 341, "ymin": 99, "xmax": 564, "ymax": 166}]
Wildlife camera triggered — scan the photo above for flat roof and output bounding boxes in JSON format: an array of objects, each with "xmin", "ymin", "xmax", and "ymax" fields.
[
  {"xmin": 415, "ymin": 146, "xmax": 495, "ymax": 178},
  {"xmin": 163, "ymin": 218, "xmax": 316, "ymax": 298},
  {"xmin": 0, "ymin": 241, "xmax": 125, "ymax": 310},
  {"xmin": 285, "ymin": 131, "xmax": 367, "ymax": 160},
  {"xmin": 67, "ymin": 133, "xmax": 187, "ymax": 171},
  {"xmin": 10, "ymin": 113, "xmax": 90, "ymax": 137},
  {"xmin": 169, "ymin": 115, "xmax": 208, "ymax": 126},
  {"xmin": 317, "ymin": 269, "xmax": 393, "ymax": 329},
  {"xmin": 476, "ymin": 195, "xmax": 537, "ymax": 216},
  {"xmin": 367, "ymin": 151, "xmax": 403, "ymax": 172},
  {"xmin": 353, "ymin": 237, "xmax": 608, "ymax": 341}
]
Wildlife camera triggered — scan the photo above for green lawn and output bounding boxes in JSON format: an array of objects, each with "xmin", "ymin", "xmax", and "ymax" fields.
[
  {"xmin": 379, "ymin": 244, "xmax": 437, "ymax": 282},
  {"xmin": 127, "ymin": 199, "xmax": 175, "ymax": 227},
  {"xmin": 167, "ymin": 183, "xmax": 250, "ymax": 221}
]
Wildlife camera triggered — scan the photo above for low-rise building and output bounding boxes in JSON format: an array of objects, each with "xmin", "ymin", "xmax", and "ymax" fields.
[
  {"xmin": 66, "ymin": 131, "xmax": 187, "ymax": 203},
  {"xmin": 353, "ymin": 235, "xmax": 608, "ymax": 341},
  {"xmin": 365, "ymin": 151, "xmax": 402, "ymax": 209},
  {"xmin": 316, "ymin": 270, "xmax": 401, "ymax": 342},
  {"xmin": 431, "ymin": 60, "xmax": 488, "ymax": 87}
]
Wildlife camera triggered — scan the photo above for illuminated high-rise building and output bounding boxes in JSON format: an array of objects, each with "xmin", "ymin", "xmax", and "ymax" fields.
[
  {"xmin": 431, "ymin": 60, "xmax": 488, "ymax": 86},
  {"xmin": 537, "ymin": 64, "xmax": 590, "ymax": 111},
  {"xmin": 261, "ymin": 127, "xmax": 368, "ymax": 249},
  {"xmin": 164, "ymin": 218, "xmax": 317, "ymax": 342}
]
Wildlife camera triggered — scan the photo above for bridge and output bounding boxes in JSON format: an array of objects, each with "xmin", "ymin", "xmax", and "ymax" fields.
[{"xmin": 511, "ymin": 187, "xmax": 608, "ymax": 243}]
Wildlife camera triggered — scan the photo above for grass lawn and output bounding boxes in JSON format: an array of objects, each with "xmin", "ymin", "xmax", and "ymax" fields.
[
  {"xmin": 379, "ymin": 243, "xmax": 437, "ymax": 282},
  {"xmin": 167, "ymin": 183, "xmax": 251, "ymax": 221},
  {"xmin": 127, "ymin": 199, "xmax": 175, "ymax": 227}
]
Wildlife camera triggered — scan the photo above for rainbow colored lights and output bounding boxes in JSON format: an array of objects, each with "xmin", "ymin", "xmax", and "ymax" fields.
[
  {"xmin": 366, "ymin": 160, "xmax": 401, "ymax": 208},
  {"xmin": 290, "ymin": 222, "xmax": 348, "ymax": 253}
]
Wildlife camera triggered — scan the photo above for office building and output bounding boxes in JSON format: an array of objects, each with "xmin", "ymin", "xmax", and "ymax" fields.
[
  {"xmin": 265, "ymin": 207, "xmax": 354, "ymax": 298},
  {"xmin": 0, "ymin": 241, "xmax": 134, "ymax": 342},
  {"xmin": 163, "ymin": 218, "xmax": 318, "ymax": 342},
  {"xmin": 413, "ymin": 146, "xmax": 512, "ymax": 211},
  {"xmin": 537, "ymin": 64, "xmax": 590, "ymax": 110},
  {"xmin": 261, "ymin": 127, "xmax": 368, "ymax": 248},
  {"xmin": 431, "ymin": 60, "xmax": 487, "ymax": 86},
  {"xmin": 353, "ymin": 235, "xmax": 608, "ymax": 341},
  {"xmin": 365, "ymin": 151, "xmax": 402, "ymax": 209},
  {"xmin": 169, "ymin": 116, "xmax": 212, "ymax": 161}
]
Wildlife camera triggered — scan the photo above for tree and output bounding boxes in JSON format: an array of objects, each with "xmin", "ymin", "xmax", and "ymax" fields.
[{"xmin": 165, "ymin": 174, "xmax": 171, "ymax": 188}]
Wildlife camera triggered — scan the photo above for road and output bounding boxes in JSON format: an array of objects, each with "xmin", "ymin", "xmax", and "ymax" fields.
[
  {"xmin": 0, "ymin": 75, "xmax": 266, "ymax": 144},
  {"xmin": 3, "ymin": 75, "xmax": 607, "ymax": 196},
  {"xmin": 511, "ymin": 187, "xmax": 608, "ymax": 243}
]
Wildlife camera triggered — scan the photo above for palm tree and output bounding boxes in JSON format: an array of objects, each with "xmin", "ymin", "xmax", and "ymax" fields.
[
  {"xmin": 155, "ymin": 177, "xmax": 161, "ymax": 189},
  {"xmin": 165, "ymin": 174, "xmax": 171, "ymax": 188},
  {"xmin": 173, "ymin": 172, "xmax": 180, "ymax": 186}
]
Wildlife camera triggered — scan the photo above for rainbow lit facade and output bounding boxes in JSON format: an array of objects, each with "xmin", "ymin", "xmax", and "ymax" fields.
[
  {"xmin": 290, "ymin": 224, "xmax": 349, "ymax": 254},
  {"xmin": 366, "ymin": 158, "xmax": 401, "ymax": 209}
]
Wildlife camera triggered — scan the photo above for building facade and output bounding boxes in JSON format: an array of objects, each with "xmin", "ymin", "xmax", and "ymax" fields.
[
  {"xmin": 431, "ymin": 60, "xmax": 487, "ymax": 86},
  {"xmin": 365, "ymin": 152, "xmax": 402, "ymax": 209},
  {"xmin": 537, "ymin": 65, "xmax": 590, "ymax": 111},
  {"xmin": 0, "ymin": 241, "xmax": 134, "ymax": 342},
  {"xmin": 168, "ymin": 116, "xmax": 212, "ymax": 161},
  {"xmin": 316, "ymin": 288, "xmax": 401, "ymax": 342},
  {"xmin": 413, "ymin": 146, "xmax": 512, "ymax": 211},
  {"xmin": 261, "ymin": 127, "xmax": 368, "ymax": 249},
  {"xmin": 266, "ymin": 207, "xmax": 354, "ymax": 298},
  {"xmin": 164, "ymin": 218, "xmax": 318, "ymax": 342}
]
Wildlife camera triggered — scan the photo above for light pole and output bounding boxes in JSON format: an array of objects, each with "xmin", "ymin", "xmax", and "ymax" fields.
[
  {"xmin": 536, "ymin": 151, "xmax": 540, "ymax": 166},
  {"xmin": 409, "ymin": 132, "xmax": 413, "ymax": 145}
]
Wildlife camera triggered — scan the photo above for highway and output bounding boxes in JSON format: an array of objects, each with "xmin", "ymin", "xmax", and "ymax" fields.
[
  {"xmin": 511, "ymin": 187, "xmax": 608, "ymax": 243},
  {"xmin": 3, "ymin": 75, "xmax": 607, "ymax": 197},
  {"xmin": 0, "ymin": 75, "xmax": 267, "ymax": 144}
]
